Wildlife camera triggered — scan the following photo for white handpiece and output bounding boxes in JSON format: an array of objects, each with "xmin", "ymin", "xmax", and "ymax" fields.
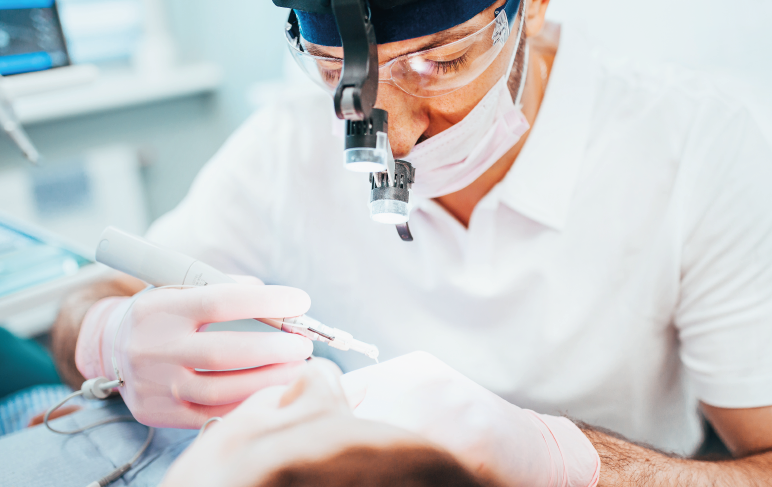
[
  {"xmin": 96, "ymin": 227, "xmax": 232, "ymax": 288},
  {"xmin": 95, "ymin": 227, "xmax": 379, "ymax": 359}
]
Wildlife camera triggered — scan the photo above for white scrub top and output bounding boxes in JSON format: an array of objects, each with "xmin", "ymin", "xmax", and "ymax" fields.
[{"xmin": 146, "ymin": 26, "xmax": 772, "ymax": 455}]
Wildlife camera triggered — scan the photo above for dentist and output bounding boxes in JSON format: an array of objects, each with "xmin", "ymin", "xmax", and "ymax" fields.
[{"xmin": 51, "ymin": 0, "xmax": 772, "ymax": 485}]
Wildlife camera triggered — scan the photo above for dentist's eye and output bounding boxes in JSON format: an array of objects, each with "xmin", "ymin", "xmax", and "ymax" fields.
[
  {"xmin": 322, "ymin": 69, "xmax": 342, "ymax": 84},
  {"xmin": 316, "ymin": 61, "xmax": 342, "ymax": 87},
  {"xmin": 428, "ymin": 52, "xmax": 470, "ymax": 76}
]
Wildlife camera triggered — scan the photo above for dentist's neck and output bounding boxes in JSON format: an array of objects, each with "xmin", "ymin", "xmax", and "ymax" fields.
[{"xmin": 434, "ymin": 22, "xmax": 560, "ymax": 228}]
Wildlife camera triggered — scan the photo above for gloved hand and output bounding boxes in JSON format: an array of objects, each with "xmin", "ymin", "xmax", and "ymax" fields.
[
  {"xmin": 341, "ymin": 352, "xmax": 600, "ymax": 487},
  {"xmin": 161, "ymin": 357, "xmax": 351, "ymax": 487},
  {"xmin": 74, "ymin": 276, "xmax": 314, "ymax": 429}
]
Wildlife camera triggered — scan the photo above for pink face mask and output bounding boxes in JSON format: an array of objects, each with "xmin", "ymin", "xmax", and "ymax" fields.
[
  {"xmin": 405, "ymin": 72, "xmax": 530, "ymax": 199},
  {"xmin": 333, "ymin": 17, "xmax": 530, "ymax": 201},
  {"xmin": 404, "ymin": 9, "xmax": 531, "ymax": 199}
]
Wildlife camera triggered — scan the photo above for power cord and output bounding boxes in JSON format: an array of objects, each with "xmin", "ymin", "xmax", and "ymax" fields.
[
  {"xmin": 43, "ymin": 286, "xmax": 168, "ymax": 487},
  {"xmin": 43, "ymin": 285, "xmax": 213, "ymax": 487},
  {"xmin": 44, "ymin": 378, "xmax": 155, "ymax": 487}
]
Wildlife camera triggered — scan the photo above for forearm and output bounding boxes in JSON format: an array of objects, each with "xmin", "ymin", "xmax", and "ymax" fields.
[
  {"xmin": 581, "ymin": 425, "xmax": 772, "ymax": 486},
  {"xmin": 50, "ymin": 275, "xmax": 145, "ymax": 388}
]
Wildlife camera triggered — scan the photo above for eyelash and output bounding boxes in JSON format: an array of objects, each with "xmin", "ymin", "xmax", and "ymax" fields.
[
  {"xmin": 322, "ymin": 68, "xmax": 341, "ymax": 83},
  {"xmin": 318, "ymin": 51, "xmax": 469, "ymax": 83},
  {"xmin": 429, "ymin": 52, "xmax": 470, "ymax": 75}
]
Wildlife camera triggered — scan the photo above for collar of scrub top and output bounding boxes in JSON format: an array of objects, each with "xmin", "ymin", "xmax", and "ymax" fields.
[{"xmin": 274, "ymin": 0, "xmax": 522, "ymax": 47}]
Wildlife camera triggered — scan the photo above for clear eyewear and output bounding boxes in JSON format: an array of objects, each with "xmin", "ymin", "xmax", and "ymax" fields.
[{"xmin": 285, "ymin": 7, "xmax": 513, "ymax": 99}]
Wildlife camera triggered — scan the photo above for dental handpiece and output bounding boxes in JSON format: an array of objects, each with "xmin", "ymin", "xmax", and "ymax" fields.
[
  {"xmin": 95, "ymin": 227, "xmax": 379, "ymax": 360},
  {"xmin": 0, "ymin": 85, "xmax": 40, "ymax": 164}
]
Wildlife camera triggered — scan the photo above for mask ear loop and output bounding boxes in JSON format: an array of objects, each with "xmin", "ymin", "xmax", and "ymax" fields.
[{"xmin": 503, "ymin": 0, "xmax": 530, "ymax": 109}]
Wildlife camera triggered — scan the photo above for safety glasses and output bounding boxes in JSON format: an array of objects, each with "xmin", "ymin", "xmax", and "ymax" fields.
[{"xmin": 285, "ymin": 4, "xmax": 516, "ymax": 99}]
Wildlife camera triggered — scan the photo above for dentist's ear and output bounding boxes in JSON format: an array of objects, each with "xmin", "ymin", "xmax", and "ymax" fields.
[{"xmin": 525, "ymin": 0, "xmax": 551, "ymax": 37}]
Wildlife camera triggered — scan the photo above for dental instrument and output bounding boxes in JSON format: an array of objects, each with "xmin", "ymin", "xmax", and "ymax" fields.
[
  {"xmin": 95, "ymin": 226, "xmax": 380, "ymax": 360},
  {"xmin": 0, "ymin": 76, "xmax": 40, "ymax": 165}
]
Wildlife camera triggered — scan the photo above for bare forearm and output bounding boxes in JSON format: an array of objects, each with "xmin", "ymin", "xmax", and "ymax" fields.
[
  {"xmin": 50, "ymin": 275, "xmax": 145, "ymax": 388},
  {"xmin": 581, "ymin": 426, "xmax": 772, "ymax": 486}
]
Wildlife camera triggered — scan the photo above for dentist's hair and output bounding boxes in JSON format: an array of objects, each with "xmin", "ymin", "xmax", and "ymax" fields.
[{"xmin": 259, "ymin": 445, "xmax": 501, "ymax": 487}]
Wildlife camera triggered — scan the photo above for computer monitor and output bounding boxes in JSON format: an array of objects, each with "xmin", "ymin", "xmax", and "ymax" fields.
[{"xmin": 0, "ymin": 0, "xmax": 70, "ymax": 76}]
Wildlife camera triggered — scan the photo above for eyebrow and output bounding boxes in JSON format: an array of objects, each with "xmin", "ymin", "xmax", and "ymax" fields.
[{"xmin": 304, "ymin": 25, "xmax": 481, "ymax": 62}]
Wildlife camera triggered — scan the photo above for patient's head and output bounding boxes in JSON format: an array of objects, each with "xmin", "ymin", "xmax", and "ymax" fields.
[
  {"xmin": 161, "ymin": 359, "xmax": 498, "ymax": 487},
  {"xmin": 261, "ymin": 445, "xmax": 494, "ymax": 487}
]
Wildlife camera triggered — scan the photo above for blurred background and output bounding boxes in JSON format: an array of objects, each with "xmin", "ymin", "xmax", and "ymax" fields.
[{"xmin": 0, "ymin": 0, "xmax": 770, "ymax": 340}]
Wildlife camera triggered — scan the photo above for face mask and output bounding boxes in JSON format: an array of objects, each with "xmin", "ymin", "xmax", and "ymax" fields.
[{"xmin": 406, "ymin": 18, "xmax": 530, "ymax": 199}]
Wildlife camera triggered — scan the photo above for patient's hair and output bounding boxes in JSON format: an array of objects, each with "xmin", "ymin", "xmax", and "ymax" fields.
[{"xmin": 258, "ymin": 446, "xmax": 500, "ymax": 487}]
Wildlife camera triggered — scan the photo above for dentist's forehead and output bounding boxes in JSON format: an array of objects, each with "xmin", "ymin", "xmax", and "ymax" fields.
[{"xmin": 274, "ymin": 0, "xmax": 511, "ymax": 47}]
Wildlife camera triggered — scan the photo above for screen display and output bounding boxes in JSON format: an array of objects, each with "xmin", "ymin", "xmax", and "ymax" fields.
[
  {"xmin": 0, "ymin": 0, "xmax": 69, "ymax": 75},
  {"xmin": 0, "ymin": 221, "xmax": 91, "ymax": 298}
]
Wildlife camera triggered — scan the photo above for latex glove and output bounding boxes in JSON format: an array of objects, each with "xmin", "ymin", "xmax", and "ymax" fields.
[
  {"xmin": 161, "ymin": 358, "xmax": 352, "ymax": 487},
  {"xmin": 75, "ymin": 277, "xmax": 314, "ymax": 429},
  {"xmin": 341, "ymin": 352, "xmax": 600, "ymax": 487}
]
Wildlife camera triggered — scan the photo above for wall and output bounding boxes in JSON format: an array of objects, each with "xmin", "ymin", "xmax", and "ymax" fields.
[{"xmin": 165, "ymin": 0, "xmax": 289, "ymax": 129}]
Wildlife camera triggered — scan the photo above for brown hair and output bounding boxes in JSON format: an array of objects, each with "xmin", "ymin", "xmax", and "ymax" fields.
[{"xmin": 258, "ymin": 445, "xmax": 500, "ymax": 487}]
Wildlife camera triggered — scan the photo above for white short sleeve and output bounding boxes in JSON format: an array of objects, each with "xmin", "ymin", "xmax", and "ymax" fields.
[{"xmin": 676, "ymin": 108, "xmax": 772, "ymax": 408}]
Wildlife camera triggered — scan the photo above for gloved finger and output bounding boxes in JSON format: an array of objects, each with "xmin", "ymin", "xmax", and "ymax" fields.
[
  {"xmin": 176, "ymin": 331, "xmax": 313, "ymax": 370},
  {"xmin": 236, "ymin": 385, "xmax": 287, "ymax": 413},
  {"xmin": 279, "ymin": 358, "xmax": 345, "ymax": 408},
  {"xmin": 202, "ymin": 386, "xmax": 288, "ymax": 440},
  {"xmin": 339, "ymin": 365, "xmax": 376, "ymax": 410},
  {"xmin": 146, "ymin": 284, "xmax": 311, "ymax": 324},
  {"xmin": 173, "ymin": 361, "xmax": 308, "ymax": 406},
  {"xmin": 229, "ymin": 275, "xmax": 265, "ymax": 285},
  {"xmin": 308, "ymin": 356, "xmax": 343, "ymax": 380}
]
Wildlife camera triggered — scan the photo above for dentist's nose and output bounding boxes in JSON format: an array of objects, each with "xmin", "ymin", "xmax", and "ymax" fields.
[{"xmin": 375, "ymin": 84, "xmax": 430, "ymax": 159}]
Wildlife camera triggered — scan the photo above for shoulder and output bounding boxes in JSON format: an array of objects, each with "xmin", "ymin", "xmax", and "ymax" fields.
[
  {"xmin": 575, "ymin": 39, "xmax": 772, "ymax": 191},
  {"xmin": 590, "ymin": 49, "xmax": 753, "ymax": 147},
  {"xmin": 208, "ymin": 89, "xmax": 341, "ymax": 182},
  {"xmin": 590, "ymin": 51, "xmax": 772, "ymax": 229}
]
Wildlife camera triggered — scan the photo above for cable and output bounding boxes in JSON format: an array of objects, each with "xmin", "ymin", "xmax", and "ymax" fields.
[
  {"xmin": 41, "ymin": 286, "xmax": 176, "ymax": 487},
  {"xmin": 84, "ymin": 427, "xmax": 156, "ymax": 487},
  {"xmin": 44, "ymin": 383, "xmax": 156, "ymax": 487},
  {"xmin": 44, "ymin": 283, "xmax": 286, "ymax": 486},
  {"xmin": 44, "ymin": 390, "xmax": 136, "ymax": 435}
]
